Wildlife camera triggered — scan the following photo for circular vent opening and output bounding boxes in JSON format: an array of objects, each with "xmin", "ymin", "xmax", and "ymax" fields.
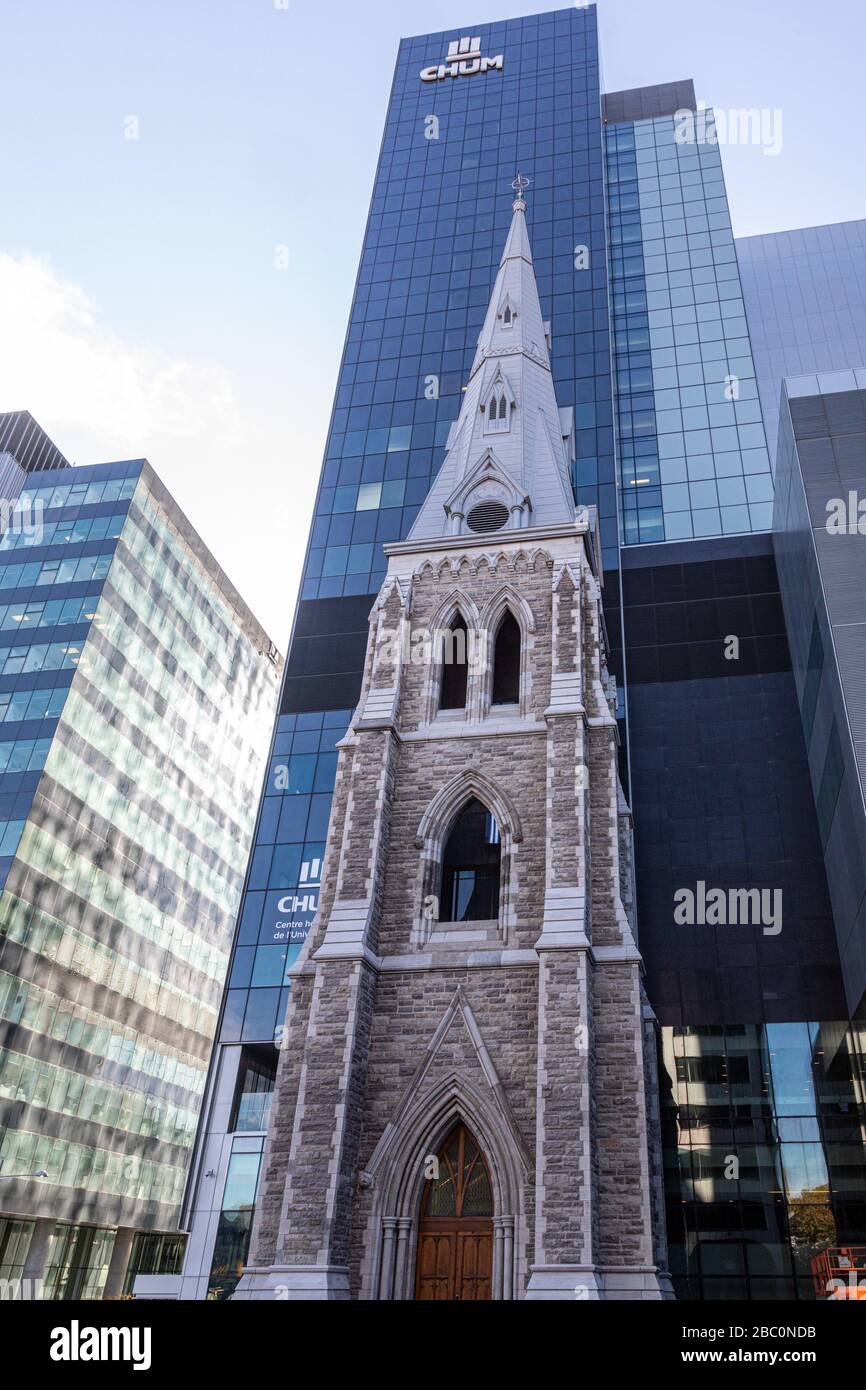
[{"xmin": 466, "ymin": 500, "xmax": 509, "ymax": 533}]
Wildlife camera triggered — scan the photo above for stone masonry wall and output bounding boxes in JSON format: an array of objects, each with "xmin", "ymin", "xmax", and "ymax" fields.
[
  {"xmin": 534, "ymin": 949, "xmax": 595, "ymax": 1267},
  {"xmin": 401, "ymin": 550, "xmax": 555, "ymax": 729},
  {"xmin": 244, "ymin": 528, "xmax": 664, "ymax": 1298},
  {"xmin": 594, "ymin": 962, "xmax": 654, "ymax": 1268},
  {"xmin": 349, "ymin": 964, "xmax": 538, "ymax": 1296}
]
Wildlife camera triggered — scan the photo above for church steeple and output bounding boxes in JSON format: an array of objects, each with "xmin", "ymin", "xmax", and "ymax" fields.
[
  {"xmin": 469, "ymin": 176, "xmax": 550, "ymax": 378},
  {"xmin": 408, "ymin": 177, "xmax": 578, "ymax": 542},
  {"xmin": 235, "ymin": 175, "xmax": 669, "ymax": 1307}
]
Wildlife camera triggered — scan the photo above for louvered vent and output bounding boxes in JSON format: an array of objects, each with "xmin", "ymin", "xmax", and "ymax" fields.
[{"xmin": 466, "ymin": 500, "xmax": 509, "ymax": 533}]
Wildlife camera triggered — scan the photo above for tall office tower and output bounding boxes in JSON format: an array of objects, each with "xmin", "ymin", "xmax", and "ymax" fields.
[
  {"xmin": 738, "ymin": 219, "xmax": 866, "ymax": 462},
  {"xmin": 0, "ymin": 423, "xmax": 281, "ymax": 1300},
  {"xmin": 178, "ymin": 7, "xmax": 866, "ymax": 1302}
]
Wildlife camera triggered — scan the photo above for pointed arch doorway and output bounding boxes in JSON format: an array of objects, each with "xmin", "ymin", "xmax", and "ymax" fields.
[{"xmin": 414, "ymin": 1122, "xmax": 493, "ymax": 1301}]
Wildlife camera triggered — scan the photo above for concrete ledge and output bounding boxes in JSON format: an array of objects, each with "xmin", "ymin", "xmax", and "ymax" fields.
[
  {"xmin": 232, "ymin": 1265, "xmax": 351, "ymax": 1301},
  {"xmin": 536, "ymin": 886, "xmax": 589, "ymax": 951},
  {"xmin": 525, "ymin": 1264, "xmax": 674, "ymax": 1301},
  {"xmin": 378, "ymin": 949, "xmax": 538, "ymax": 972},
  {"xmin": 525, "ymin": 1265, "xmax": 603, "ymax": 1300},
  {"xmin": 131, "ymin": 1274, "xmax": 181, "ymax": 1300}
]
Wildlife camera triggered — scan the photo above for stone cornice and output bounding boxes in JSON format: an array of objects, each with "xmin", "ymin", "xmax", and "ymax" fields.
[{"xmin": 384, "ymin": 518, "xmax": 588, "ymax": 560}]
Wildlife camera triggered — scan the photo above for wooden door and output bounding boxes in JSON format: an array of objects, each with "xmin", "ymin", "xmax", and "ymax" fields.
[{"xmin": 414, "ymin": 1123, "xmax": 494, "ymax": 1301}]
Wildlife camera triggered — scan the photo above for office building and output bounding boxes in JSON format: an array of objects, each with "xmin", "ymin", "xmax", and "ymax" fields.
[{"xmin": 0, "ymin": 420, "xmax": 281, "ymax": 1299}]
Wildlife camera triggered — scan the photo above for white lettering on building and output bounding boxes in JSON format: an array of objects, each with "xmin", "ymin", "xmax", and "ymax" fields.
[{"xmin": 420, "ymin": 36, "xmax": 504, "ymax": 83}]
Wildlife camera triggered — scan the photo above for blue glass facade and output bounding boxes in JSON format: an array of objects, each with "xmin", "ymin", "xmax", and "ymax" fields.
[
  {"xmin": 623, "ymin": 531, "xmax": 866, "ymax": 1299},
  {"xmin": 303, "ymin": 5, "xmax": 616, "ymax": 607},
  {"xmin": 662, "ymin": 1019, "xmax": 866, "ymax": 1301},
  {"xmin": 606, "ymin": 110, "xmax": 773, "ymax": 544},
  {"xmin": 0, "ymin": 455, "xmax": 280, "ymax": 1294},
  {"xmin": 222, "ymin": 5, "xmax": 618, "ymax": 1048},
  {"xmin": 0, "ymin": 465, "xmax": 137, "ymax": 889},
  {"xmin": 737, "ymin": 219, "xmax": 866, "ymax": 462},
  {"xmin": 219, "ymin": 707, "xmax": 350, "ymax": 1047}
]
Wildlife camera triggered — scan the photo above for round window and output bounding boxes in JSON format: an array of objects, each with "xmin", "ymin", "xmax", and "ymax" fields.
[{"xmin": 466, "ymin": 500, "xmax": 509, "ymax": 533}]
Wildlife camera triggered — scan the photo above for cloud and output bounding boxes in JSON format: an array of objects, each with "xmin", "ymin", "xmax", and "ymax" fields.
[
  {"xmin": 0, "ymin": 252, "xmax": 240, "ymax": 453},
  {"xmin": 0, "ymin": 252, "xmax": 310, "ymax": 648}
]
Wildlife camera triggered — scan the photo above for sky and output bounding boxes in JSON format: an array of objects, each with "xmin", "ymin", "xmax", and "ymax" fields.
[{"xmin": 1, "ymin": 0, "xmax": 863, "ymax": 649}]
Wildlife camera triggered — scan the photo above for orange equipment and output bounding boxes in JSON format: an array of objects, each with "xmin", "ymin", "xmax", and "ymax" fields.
[{"xmin": 811, "ymin": 1246, "xmax": 866, "ymax": 1299}]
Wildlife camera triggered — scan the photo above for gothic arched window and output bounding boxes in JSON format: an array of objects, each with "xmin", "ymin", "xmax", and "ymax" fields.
[
  {"xmin": 440, "ymin": 798, "xmax": 501, "ymax": 922},
  {"xmin": 502, "ymin": 305, "xmax": 513, "ymax": 326},
  {"xmin": 439, "ymin": 615, "xmax": 468, "ymax": 711},
  {"xmin": 485, "ymin": 386, "xmax": 509, "ymax": 434},
  {"xmin": 491, "ymin": 611, "xmax": 521, "ymax": 705},
  {"xmin": 421, "ymin": 1124, "xmax": 493, "ymax": 1218}
]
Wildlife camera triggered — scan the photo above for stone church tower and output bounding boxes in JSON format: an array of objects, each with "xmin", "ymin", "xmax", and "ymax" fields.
[{"xmin": 236, "ymin": 187, "xmax": 671, "ymax": 1301}]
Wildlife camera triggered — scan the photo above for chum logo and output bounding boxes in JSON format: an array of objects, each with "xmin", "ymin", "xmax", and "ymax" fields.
[
  {"xmin": 420, "ymin": 36, "xmax": 504, "ymax": 83},
  {"xmin": 276, "ymin": 892, "xmax": 317, "ymax": 920}
]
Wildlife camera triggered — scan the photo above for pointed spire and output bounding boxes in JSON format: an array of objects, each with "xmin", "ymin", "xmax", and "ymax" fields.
[
  {"xmin": 470, "ymin": 180, "xmax": 549, "ymax": 378},
  {"xmin": 406, "ymin": 177, "xmax": 578, "ymax": 544},
  {"xmin": 498, "ymin": 195, "xmax": 533, "ymax": 267},
  {"xmin": 500, "ymin": 172, "xmax": 533, "ymax": 265}
]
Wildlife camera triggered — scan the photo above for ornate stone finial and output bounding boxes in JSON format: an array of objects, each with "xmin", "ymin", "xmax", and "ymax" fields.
[{"xmin": 511, "ymin": 171, "xmax": 531, "ymax": 209}]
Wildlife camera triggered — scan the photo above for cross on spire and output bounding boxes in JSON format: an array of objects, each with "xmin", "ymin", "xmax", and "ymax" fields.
[{"xmin": 511, "ymin": 171, "xmax": 531, "ymax": 206}]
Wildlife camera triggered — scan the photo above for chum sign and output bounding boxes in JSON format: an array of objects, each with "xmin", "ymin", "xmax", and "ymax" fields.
[{"xmin": 421, "ymin": 36, "xmax": 504, "ymax": 83}]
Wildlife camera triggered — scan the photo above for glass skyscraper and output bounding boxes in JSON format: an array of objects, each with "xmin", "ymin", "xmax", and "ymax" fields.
[
  {"xmin": 0, "ymin": 433, "xmax": 281, "ymax": 1300},
  {"xmin": 177, "ymin": 6, "xmax": 866, "ymax": 1302},
  {"xmin": 607, "ymin": 105, "xmax": 773, "ymax": 545}
]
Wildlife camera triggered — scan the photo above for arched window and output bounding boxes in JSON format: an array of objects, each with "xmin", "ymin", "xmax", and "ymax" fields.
[
  {"xmin": 491, "ymin": 611, "xmax": 521, "ymax": 705},
  {"xmin": 485, "ymin": 388, "xmax": 509, "ymax": 433},
  {"xmin": 502, "ymin": 305, "xmax": 513, "ymax": 326},
  {"xmin": 421, "ymin": 1124, "xmax": 493, "ymax": 1218},
  {"xmin": 440, "ymin": 798, "xmax": 501, "ymax": 921},
  {"xmin": 439, "ymin": 615, "xmax": 468, "ymax": 711}
]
